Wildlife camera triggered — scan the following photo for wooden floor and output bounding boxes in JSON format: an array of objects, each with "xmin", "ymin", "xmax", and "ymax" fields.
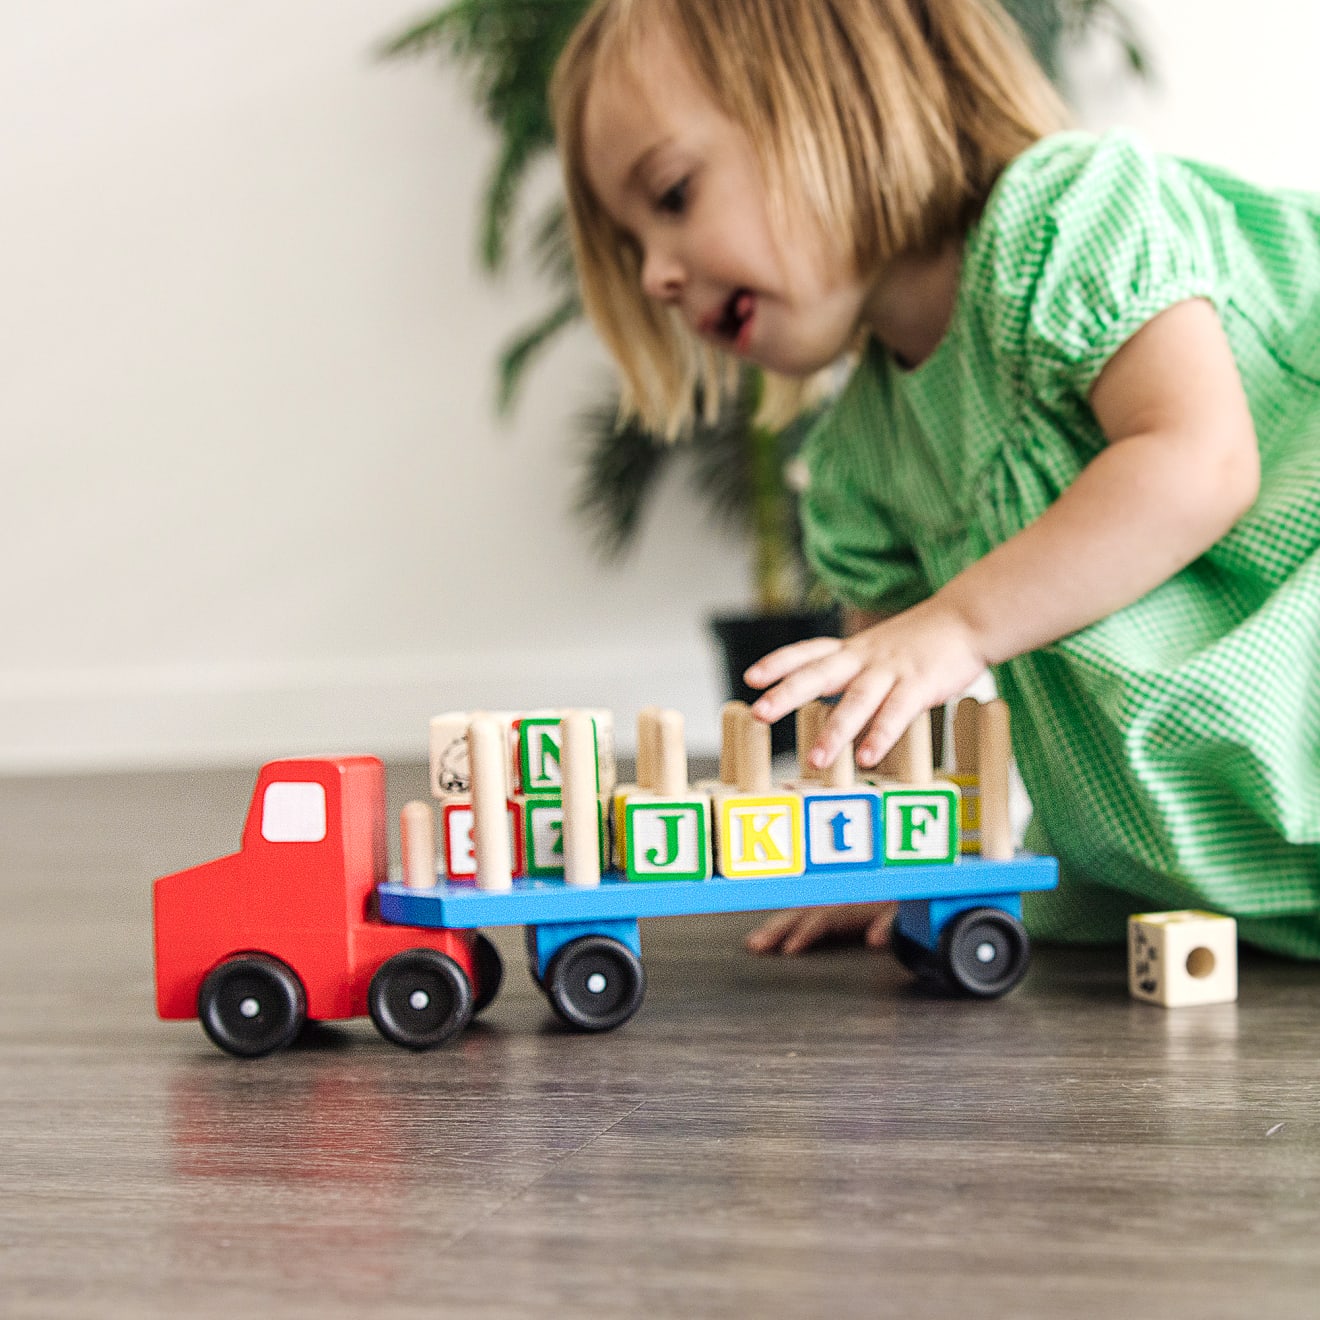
[{"xmin": 3, "ymin": 762, "xmax": 1320, "ymax": 1319}]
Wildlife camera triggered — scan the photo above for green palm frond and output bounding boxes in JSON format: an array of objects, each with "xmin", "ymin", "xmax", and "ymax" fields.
[{"xmin": 383, "ymin": 0, "xmax": 586, "ymax": 271}]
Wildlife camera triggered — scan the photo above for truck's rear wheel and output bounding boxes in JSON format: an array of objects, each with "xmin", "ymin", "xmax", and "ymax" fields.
[
  {"xmin": 472, "ymin": 932, "xmax": 504, "ymax": 1015},
  {"xmin": 369, "ymin": 949, "xmax": 473, "ymax": 1049},
  {"xmin": 940, "ymin": 908, "xmax": 1030, "ymax": 998},
  {"xmin": 545, "ymin": 935, "xmax": 645, "ymax": 1032},
  {"xmin": 197, "ymin": 953, "xmax": 307, "ymax": 1058}
]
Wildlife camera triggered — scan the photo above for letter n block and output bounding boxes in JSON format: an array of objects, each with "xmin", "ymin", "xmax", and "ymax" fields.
[
  {"xmin": 874, "ymin": 781, "xmax": 960, "ymax": 865},
  {"xmin": 623, "ymin": 795, "xmax": 712, "ymax": 882},
  {"xmin": 802, "ymin": 788, "xmax": 882, "ymax": 871},
  {"xmin": 516, "ymin": 714, "xmax": 605, "ymax": 796},
  {"xmin": 714, "ymin": 793, "xmax": 805, "ymax": 878}
]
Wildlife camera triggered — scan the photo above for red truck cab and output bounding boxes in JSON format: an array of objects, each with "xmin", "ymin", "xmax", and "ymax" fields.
[{"xmin": 153, "ymin": 756, "xmax": 495, "ymax": 1056}]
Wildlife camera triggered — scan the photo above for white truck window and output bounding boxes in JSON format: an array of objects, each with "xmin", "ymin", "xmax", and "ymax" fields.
[{"xmin": 261, "ymin": 782, "xmax": 327, "ymax": 843}]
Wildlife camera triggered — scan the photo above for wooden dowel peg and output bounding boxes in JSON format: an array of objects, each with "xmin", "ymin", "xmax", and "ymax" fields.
[
  {"xmin": 468, "ymin": 714, "xmax": 513, "ymax": 891},
  {"xmin": 656, "ymin": 708, "xmax": 688, "ymax": 796},
  {"xmin": 978, "ymin": 699, "xmax": 1013, "ymax": 861},
  {"xmin": 561, "ymin": 710, "xmax": 601, "ymax": 888},
  {"xmin": 400, "ymin": 800, "xmax": 437, "ymax": 889}
]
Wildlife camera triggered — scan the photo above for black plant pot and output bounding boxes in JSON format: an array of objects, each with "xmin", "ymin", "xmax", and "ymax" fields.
[{"xmin": 709, "ymin": 607, "xmax": 843, "ymax": 756}]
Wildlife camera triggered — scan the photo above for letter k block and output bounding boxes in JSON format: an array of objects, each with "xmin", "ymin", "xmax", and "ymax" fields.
[{"xmin": 714, "ymin": 793, "xmax": 806, "ymax": 879}]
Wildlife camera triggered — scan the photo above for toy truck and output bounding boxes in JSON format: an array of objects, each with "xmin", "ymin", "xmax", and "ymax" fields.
[
  {"xmin": 153, "ymin": 701, "xmax": 1057, "ymax": 1058},
  {"xmin": 152, "ymin": 756, "xmax": 503, "ymax": 1058}
]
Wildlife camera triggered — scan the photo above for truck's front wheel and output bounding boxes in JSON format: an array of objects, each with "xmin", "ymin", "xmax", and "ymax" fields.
[
  {"xmin": 197, "ymin": 953, "xmax": 307, "ymax": 1058},
  {"xmin": 369, "ymin": 949, "xmax": 474, "ymax": 1050}
]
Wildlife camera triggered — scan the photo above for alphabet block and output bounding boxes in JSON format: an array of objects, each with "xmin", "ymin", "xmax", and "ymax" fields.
[
  {"xmin": 441, "ymin": 798, "xmax": 525, "ymax": 882},
  {"xmin": 714, "ymin": 792, "xmax": 805, "ymax": 879},
  {"xmin": 515, "ymin": 711, "xmax": 616, "ymax": 798},
  {"xmin": 802, "ymin": 788, "xmax": 883, "ymax": 871},
  {"xmin": 623, "ymin": 795, "xmax": 713, "ymax": 882},
  {"xmin": 1129, "ymin": 910, "xmax": 1238, "ymax": 1007},
  {"xmin": 948, "ymin": 772, "xmax": 981, "ymax": 853},
  {"xmin": 866, "ymin": 780, "xmax": 961, "ymax": 865},
  {"xmin": 515, "ymin": 793, "xmax": 610, "ymax": 877}
]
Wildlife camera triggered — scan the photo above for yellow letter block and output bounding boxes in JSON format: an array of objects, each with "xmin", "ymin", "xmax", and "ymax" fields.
[{"xmin": 715, "ymin": 793, "xmax": 805, "ymax": 878}]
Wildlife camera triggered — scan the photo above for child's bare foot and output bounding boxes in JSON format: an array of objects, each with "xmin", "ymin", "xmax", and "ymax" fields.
[{"xmin": 744, "ymin": 902, "xmax": 896, "ymax": 955}]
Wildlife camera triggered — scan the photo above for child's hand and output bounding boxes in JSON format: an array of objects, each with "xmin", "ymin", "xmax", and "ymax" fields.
[
  {"xmin": 745, "ymin": 902, "xmax": 896, "ymax": 955},
  {"xmin": 744, "ymin": 599, "xmax": 986, "ymax": 769}
]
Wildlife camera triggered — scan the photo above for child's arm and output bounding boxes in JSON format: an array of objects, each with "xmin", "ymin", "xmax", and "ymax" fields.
[{"xmin": 748, "ymin": 299, "xmax": 1262, "ymax": 769}]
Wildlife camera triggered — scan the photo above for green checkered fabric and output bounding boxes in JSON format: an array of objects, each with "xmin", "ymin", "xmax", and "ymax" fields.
[{"xmin": 802, "ymin": 130, "xmax": 1320, "ymax": 955}]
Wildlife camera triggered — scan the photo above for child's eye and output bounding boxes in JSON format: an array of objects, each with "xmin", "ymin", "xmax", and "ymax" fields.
[{"xmin": 656, "ymin": 178, "xmax": 689, "ymax": 215}]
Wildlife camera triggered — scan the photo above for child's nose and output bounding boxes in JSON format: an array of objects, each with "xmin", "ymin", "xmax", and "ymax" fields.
[{"xmin": 640, "ymin": 247, "xmax": 685, "ymax": 303}]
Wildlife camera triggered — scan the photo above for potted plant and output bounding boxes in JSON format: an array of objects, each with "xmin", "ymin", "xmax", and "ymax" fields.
[{"xmin": 384, "ymin": 0, "xmax": 1147, "ymax": 745}]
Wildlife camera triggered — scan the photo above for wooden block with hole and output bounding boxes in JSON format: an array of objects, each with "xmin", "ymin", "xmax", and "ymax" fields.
[
  {"xmin": 1128, "ymin": 910, "xmax": 1238, "ymax": 1007},
  {"xmin": 514, "ymin": 792, "xmax": 610, "ymax": 878}
]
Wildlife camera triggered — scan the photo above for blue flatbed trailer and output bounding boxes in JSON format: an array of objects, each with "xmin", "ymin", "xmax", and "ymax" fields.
[{"xmin": 377, "ymin": 851, "xmax": 1058, "ymax": 1028}]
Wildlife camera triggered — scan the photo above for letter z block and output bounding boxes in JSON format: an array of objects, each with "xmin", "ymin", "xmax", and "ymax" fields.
[
  {"xmin": 714, "ymin": 793, "xmax": 805, "ymax": 879},
  {"xmin": 517, "ymin": 793, "xmax": 609, "ymax": 878},
  {"xmin": 1129, "ymin": 910, "xmax": 1238, "ymax": 1007},
  {"xmin": 623, "ymin": 795, "xmax": 713, "ymax": 882},
  {"xmin": 802, "ymin": 788, "xmax": 883, "ymax": 871}
]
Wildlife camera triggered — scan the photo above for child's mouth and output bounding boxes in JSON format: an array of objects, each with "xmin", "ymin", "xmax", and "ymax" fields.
[{"xmin": 712, "ymin": 288, "xmax": 755, "ymax": 348}]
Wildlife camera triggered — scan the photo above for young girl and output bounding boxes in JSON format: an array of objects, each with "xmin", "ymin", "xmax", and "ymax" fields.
[{"xmin": 551, "ymin": 0, "xmax": 1320, "ymax": 959}]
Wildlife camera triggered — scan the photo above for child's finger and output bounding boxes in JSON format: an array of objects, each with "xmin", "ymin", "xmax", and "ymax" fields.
[
  {"xmin": 811, "ymin": 668, "xmax": 897, "ymax": 768},
  {"xmin": 744, "ymin": 908, "xmax": 809, "ymax": 952},
  {"xmin": 743, "ymin": 637, "xmax": 842, "ymax": 689},
  {"xmin": 751, "ymin": 648, "xmax": 863, "ymax": 725},
  {"xmin": 864, "ymin": 906, "xmax": 898, "ymax": 947},
  {"xmin": 855, "ymin": 678, "xmax": 924, "ymax": 767}
]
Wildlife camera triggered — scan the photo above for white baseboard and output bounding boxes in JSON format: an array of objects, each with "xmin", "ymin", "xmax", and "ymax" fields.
[{"xmin": 0, "ymin": 643, "xmax": 729, "ymax": 774}]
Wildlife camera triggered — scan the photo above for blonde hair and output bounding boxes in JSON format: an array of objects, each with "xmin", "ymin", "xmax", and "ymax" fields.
[{"xmin": 552, "ymin": 0, "xmax": 1069, "ymax": 437}]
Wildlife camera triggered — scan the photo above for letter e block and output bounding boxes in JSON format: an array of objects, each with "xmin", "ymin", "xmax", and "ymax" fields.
[
  {"xmin": 624, "ymin": 796, "xmax": 712, "ymax": 882},
  {"xmin": 441, "ymin": 799, "xmax": 524, "ymax": 881},
  {"xmin": 1129, "ymin": 910, "xmax": 1238, "ymax": 1007},
  {"xmin": 803, "ymin": 789, "xmax": 882, "ymax": 871},
  {"xmin": 715, "ymin": 793, "xmax": 805, "ymax": 878}
]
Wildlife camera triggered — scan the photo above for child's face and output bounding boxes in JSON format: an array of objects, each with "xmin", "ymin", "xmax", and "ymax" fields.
[{"xmin": 581, "ymin": 27, "xmax": 869, "ymax": 377}]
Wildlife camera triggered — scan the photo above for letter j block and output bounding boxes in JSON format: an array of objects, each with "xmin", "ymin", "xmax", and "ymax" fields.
[{"xmin": 624, "ymin": 796, "xmax": 712, "ymax": 882}]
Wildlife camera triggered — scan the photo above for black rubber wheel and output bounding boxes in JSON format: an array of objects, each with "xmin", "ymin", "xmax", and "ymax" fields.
[
  {"xmin": 544, "ymin": 936, "xmax": 646, "ymax": 1032},
  {"xmin": 368, "ymin": 949, "xmax": 474, "ymax": 1050},
  {"xmin": 940, "ymin": 908, "xmax": 1031, "ymax": 999},
  {"xmin": 471, "ymin": 932, "xmax": 504, "ymax": 1015},
  {"xmin": 197, "ymin": 953, "xmax": 307, "ymax": 1058}
]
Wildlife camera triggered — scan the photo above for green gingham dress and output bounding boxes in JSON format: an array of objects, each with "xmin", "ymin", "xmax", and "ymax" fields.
[{"xmin": 802, "ymin": 130, "xmax": 1320, "ymax": 955}]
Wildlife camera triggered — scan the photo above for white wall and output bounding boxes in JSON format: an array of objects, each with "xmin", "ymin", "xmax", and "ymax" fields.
[{"xmin": 2, "ymin": 0, "xmax": 1316, "ymax": 772}]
